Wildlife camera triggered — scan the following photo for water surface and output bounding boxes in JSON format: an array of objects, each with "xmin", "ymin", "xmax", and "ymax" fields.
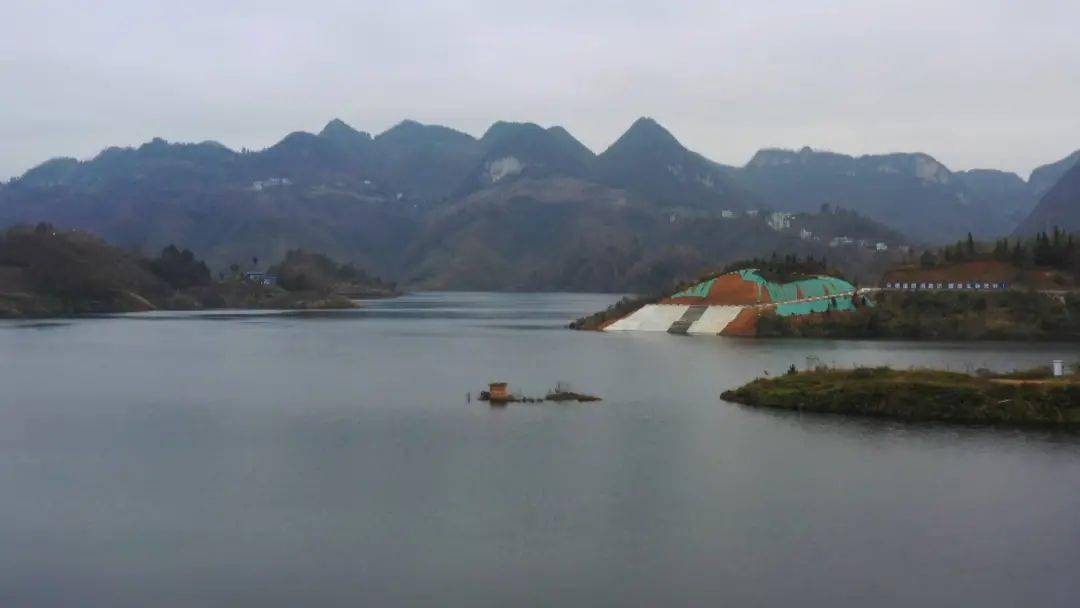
[{"xmin": 3, "ymin": 292, "xmax": 1079, "ymax": 607}]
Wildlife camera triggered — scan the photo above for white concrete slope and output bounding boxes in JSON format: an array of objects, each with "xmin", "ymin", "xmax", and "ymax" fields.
[
  {"xmin": 686, "ymin": 305, "xmax": 742, "ymax": 335},
  {"xmin": 605, "ymin": 304, "xmax": 690, "ymax": 331}
]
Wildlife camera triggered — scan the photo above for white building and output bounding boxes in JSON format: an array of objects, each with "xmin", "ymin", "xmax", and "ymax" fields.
[
  {"xmin": 721, "ymin": 210, "xmax": 736, "ymax": 218},
  {"xmin": 767, "ymin": 212, "xmax": 792, "ymax": 231},
  {"xmin": 250, "ymin": 177, "xmax": 292, "ymax": 191},
  {"xmin": 876, "ymin": 242, "xmax": 888, "ymax": 251},
  {"xmin": 800, "ymin": 229, "xmax": 813, "ymax": 240}
]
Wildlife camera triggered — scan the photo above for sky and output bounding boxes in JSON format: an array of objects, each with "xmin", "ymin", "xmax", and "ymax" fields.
[{"xmin": 3, "ymin": 0, "xmax": 1079, "ymax": 180}]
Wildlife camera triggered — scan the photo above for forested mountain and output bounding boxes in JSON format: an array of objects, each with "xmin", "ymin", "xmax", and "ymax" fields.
[{"xmin": 1, "ymin": 116, "xmax": 1073, "ymax": 292}]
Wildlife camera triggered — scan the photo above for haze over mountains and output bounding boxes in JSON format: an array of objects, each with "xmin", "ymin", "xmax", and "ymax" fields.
[{"xmin": 1, "ymin": 117, "xmax": 1076, "ymax": 291}]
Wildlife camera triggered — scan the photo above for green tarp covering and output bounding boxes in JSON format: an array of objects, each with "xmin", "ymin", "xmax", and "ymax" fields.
[
  {"xmin": 668, "ymin": 270, "xmax": 865, "ymax": 316},
  {"xmin": 736, "ymin": 269, "xmax": 855, "ymax": 304},
  {"xmin": 671, "ymin": 278, "xmax": 716, "ymax": 299},
  {"xmin": 775, "ymin": 296, "xmax": 856, "ymax": 317}
]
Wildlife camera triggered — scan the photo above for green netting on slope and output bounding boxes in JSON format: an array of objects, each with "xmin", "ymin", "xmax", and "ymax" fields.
[
  {"xmin": 670, "ymin": 278, "xmax": 716, "ymax": 299},
  {"xmin": 736, "ymin": 269, "xmax": 855, "ymax": 303},
  {"xmin": 775, "ymin": 296, "xmax": 856, "ymax": 317}
]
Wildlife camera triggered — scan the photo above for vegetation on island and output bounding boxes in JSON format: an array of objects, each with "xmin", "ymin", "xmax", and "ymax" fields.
[
  {"xmin": 721, "ymin": 365, "xmax": 1080, "ymax": 426},
  {"xmin": 269, "ymin": 249, "xmax": 397, "ymax": 298},
  {"xmin": 758, "ymin": 290, "xmax": 1080, "ymax": 341},
  {"xmin": 0, "ymin": 223, "xmax": 398, "ymax": 318},
  {"xmin": 916, "ymin": 229, "xmax": 1080, "ymax": 283},
  {"xmin": 717, "ymin": 253, "xmax": 844, "ymax": 284}
]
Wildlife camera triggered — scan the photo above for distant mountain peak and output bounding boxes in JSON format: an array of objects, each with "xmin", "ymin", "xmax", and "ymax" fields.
[
  {"xmin": 480, "ymin": 121, "xmax": 543, "ymax": 141},
  {"xmin": 603, "ymin": 117, "xmax": 684, "ymax": 157},
  {"xmin": 376, "ymin": 120, "xmax": 476, "ymax": 146},
  {"xmin": 319, "ymin": 118, "xmax": 371, "ymax": 142},
  {"xmin": 625, "ymin": 116, "xmax": 677, "ymax": 140}
]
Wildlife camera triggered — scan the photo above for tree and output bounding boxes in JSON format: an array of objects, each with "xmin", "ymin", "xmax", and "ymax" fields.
[
  {"xmin": 920, "ymin": 250, "xmax": 938, "ymax": 269},
  {"xmin": 148, "ymin": 245, "xmax": 211, "ymax": 289},
  {"xmin": 966, "ymin": 232, "xmax": 975, "ymax": 256}
]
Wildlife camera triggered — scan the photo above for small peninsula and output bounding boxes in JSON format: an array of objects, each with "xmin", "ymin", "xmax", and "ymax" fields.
[{"xmin": 721, "ymin": 366, "xmax": 1080, "ymax": 426}]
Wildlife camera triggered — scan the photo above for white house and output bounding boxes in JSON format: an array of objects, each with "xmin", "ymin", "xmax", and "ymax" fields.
[{"xmin": 767, "ymin": 212, "xmax": 792, "ymax": 231}]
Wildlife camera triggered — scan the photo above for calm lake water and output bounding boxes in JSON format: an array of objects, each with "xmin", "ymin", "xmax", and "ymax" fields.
[{"xmin": 3, "ymin": 292, "xmax": 1079, "ymax": 607}]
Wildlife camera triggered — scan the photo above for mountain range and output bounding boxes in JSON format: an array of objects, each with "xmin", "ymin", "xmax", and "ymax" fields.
[{"xmin": 1, "ymin": 117, "xmax": 1076, "ymax": 291}]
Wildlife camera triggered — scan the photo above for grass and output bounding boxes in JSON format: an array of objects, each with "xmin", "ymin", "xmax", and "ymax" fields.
[{"xmin": 720, "ymin": 366, "xmax": 1080, "ymax": 426}]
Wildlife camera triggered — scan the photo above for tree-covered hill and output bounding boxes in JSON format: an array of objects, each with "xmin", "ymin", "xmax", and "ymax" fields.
[{"xmin": 0, "ymin": 224, "xmax": 396, "ymax": 317}]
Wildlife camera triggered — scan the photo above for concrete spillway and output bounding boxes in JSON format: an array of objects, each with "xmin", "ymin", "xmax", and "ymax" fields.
[
  {"xmin": 686, "ymin": 305, "xmax": 742, "ymax": 335},
  {"xmin": 605, "ymin": 304, "xmax": 690, "ymax": 332},
  {"xmin": 605, "ymin": 303, "xmax": 743, "ymax": 334}
]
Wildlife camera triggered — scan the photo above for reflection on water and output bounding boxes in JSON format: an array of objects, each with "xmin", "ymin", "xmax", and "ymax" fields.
[{"xmin": 2, "ymin": 292, "xmax": 1079, "ymax": 607}]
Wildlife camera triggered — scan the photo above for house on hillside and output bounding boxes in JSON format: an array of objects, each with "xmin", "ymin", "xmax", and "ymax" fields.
[
  {"xmin": 243, "ymin": 271, "xmax": 278, "ymax": 286},
  {"xmin": 767, "ymin": 212, "xmax": 792, "ymax": 231}
]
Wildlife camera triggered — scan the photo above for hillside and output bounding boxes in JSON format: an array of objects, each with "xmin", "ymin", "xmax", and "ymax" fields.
[
  {"xmin": 735, "ymin": 147, "xmax": 1038, "ymax": 242},
  {"xmin": 1029, "ymin": 149, "xmax": 1080, "ymax": 197},
  {"xmin": 0, "ymin": 224, "xmax": 395, "ymax": 317},
  {"xmin": 0, "ymin": 224, "xmax": 172, "ymax": 315},
  {"xmin": 1015, "ymin": 163, "xmax": 1080, "ymax": 236},
  {"xmin": 402, "ymin": 180, "xmax": 900, "ymax": 292}
]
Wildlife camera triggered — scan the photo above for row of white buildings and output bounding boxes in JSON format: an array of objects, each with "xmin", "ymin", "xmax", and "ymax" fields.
[{"xmin": 718, "ymin": 208, "xmax": 898, "ymax": 253}]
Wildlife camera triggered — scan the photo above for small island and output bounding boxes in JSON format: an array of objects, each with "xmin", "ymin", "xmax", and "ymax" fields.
[
  {"xmin": 720, "ymin": 365, "xmax": 1080, "ymax": 426},
  {"xmin": 479, "ymin": 382, "xmax": 601, "ymax": 405}
]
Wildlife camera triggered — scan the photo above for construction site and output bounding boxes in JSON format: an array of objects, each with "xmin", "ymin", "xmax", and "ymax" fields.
[{"xmin": 595, "ymin": 269, "xmax": 868, "ymax": 337}]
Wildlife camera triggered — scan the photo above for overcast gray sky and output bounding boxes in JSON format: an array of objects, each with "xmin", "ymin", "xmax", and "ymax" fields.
[{"xmin": 3, "ymin": 0, "xmax": 1078, "ymax": 180}]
